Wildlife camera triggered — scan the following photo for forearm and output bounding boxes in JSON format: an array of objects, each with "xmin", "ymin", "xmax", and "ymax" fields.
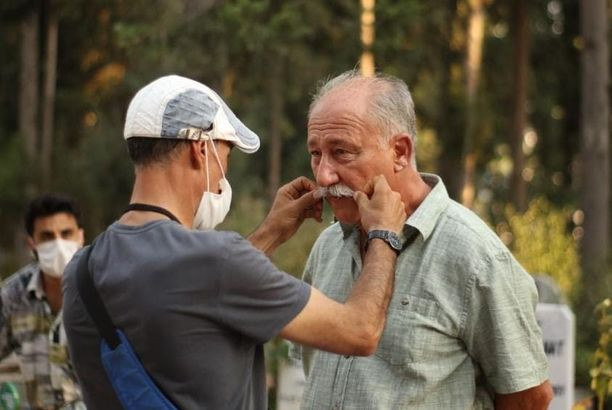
[
  {"xmin": 247, "ymin": 220, "xmax": 283, "ymax": 256},
  {"xmin": 343, "ymin": 239, "xmax": 397, "ymax": 352},
  {"xmin": 495, "ymin": 381, "xmax": 553, "ymax": 410},
  {"xmin": 249, "ymin": 177, "xmax": 320, "ymax": 255},
  {"xmin": 278, "ymin": 240, "xmax": 398, "ymax": 356}
]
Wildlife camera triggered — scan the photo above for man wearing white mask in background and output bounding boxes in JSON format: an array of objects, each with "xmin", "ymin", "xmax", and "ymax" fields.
[
  {"xmin": 62, "ymin": 75, "xmax": 407, "ymax": 410},
  {"xmin": 0, "ymin": 194, "xmax": 85, "ymax": 409}
]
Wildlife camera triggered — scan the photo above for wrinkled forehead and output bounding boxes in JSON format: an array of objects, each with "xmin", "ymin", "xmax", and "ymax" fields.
[
  {"xmin": 307, "ymin": 93, "xmax": 379, "ymax": 146},
  {"xmin": 310, "ymin": 76, "xmax": 386, "ymax": 114},
  {"xmin": 311, "ymin": 85, "xmax": 372, "ymax": 117}
]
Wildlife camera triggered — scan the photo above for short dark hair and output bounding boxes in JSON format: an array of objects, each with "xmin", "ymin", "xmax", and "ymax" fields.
[
  {"xmin": 25, "ymin": 194, "xmax": 82, "ymax": 236},
  {"xmin": 126, "ymin": 137, "xmax": 188, "ymax": 166}
]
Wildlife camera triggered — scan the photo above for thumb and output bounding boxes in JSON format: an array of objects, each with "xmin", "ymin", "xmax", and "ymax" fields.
[
  {"xmin": 293, "ymin": 190, "xmax": 319, "ymax": 209},
  {"xmin": 353, "ymin": 191, "xmax": 368, "ymax": 208}
]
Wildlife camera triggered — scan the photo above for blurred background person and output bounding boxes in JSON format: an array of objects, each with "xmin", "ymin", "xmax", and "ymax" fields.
[{"xmin": 0, "ymin": 194, "xmax": 85, "ymax": 409}]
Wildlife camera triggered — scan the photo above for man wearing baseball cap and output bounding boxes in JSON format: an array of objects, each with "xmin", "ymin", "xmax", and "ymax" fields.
[{"xmin": 62, "ymin": 75, "xmax": 406, "ymax": 409}]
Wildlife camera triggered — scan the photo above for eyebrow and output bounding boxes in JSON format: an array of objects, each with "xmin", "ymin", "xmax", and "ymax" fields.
[{"xmin": 308, "ymin": 137, "xmax": 359, "ymax": 149}]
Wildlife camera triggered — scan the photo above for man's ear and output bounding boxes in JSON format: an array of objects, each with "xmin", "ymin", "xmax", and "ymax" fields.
[
  {"xmin": 77, "ymin": 229, "xmax": 85, "ymax": 247},
  {"xmin": 26, "ymin": 236, "xmax": 36, "ymax": 252},
  {"xmin": 190, "ymin": 140, "xmax": 206, "ymax": 169},
  {"xmin": 391, "ymin": 134, "xmax": 413, "ymax": 172}
]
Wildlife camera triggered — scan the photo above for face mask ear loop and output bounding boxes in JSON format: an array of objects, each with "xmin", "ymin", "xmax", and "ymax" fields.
[
  {"xmin": 209, "ymin": 140, "xmax": 226, "ymax": 180},
  {"xmin": 204, "ymin": 140, "xmax": 211, "ymax": 192}
]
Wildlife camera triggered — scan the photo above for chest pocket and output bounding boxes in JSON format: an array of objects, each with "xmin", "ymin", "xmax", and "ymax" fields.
[{"xmin": 375, "ymin": 295, "xmax": 442, "ymax": 365}]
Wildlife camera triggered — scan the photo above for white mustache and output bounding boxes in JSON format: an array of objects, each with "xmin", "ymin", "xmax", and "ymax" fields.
[{"xmin": 314, "ymin": 184, "xmax": 355, "ymax": 199}]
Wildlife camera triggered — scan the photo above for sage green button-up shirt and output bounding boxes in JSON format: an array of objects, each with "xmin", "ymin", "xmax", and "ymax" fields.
[{"xmin": 290, "ymin": 174, "xmax": 548, "ymax": 409}]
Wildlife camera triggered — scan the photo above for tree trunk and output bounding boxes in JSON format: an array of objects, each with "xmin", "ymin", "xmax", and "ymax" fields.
[
  {"xmin": 19, "ymin": 8, "xmax": 40, "ymax": 166},
  {"xmin": 509, "ymin": 0, "xmax": 529, "ymax": 212},
  {"xmin": 579, "ymin": 0, "xmax": 609, "ymax": 291},
  {"xmin": 360, "ymin": 0, "xmax": 375, "ymax": 76},
  {"xmin": 437, "ymin": 0, "xmax": 462, "ymax": 200},
  {"xmin": 41, "ymin": 5, "xmax": 58, "ymax": 189},
  {"xmin": 267, "ymin": 56, "xmax": 284, "ymax": 204},
  {"xmin": 460, "ymin": 0, "xmax": 485, "ymax": 208}
]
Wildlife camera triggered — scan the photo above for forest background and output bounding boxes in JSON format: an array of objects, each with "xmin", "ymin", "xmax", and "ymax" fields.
[{"xmin": 0, "ymin": 0, "xmax": 610, "ymax": 401}]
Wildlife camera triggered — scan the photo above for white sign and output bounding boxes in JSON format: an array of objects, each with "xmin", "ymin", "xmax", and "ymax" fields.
[
  {"xmin": 276, "ymin": 360, "xmax": 306, "ymax": 410},
  {"xmin": 536, "ymin": 303, "xmax": 575, "ymax": 410}
]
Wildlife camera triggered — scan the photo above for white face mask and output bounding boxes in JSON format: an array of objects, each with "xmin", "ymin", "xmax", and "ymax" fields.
[
  {"xmin": 36, "ymin": 239, "xmax": 80, "ymax": 278},
  {"xmin": 193, "ymin": 140, "xmax": 232, "ymax": 230}
]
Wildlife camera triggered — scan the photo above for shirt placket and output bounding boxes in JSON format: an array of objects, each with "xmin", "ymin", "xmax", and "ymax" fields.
[
  {"xmin": 329, "ymin": 232, "xmax": 361, "ymax": 409},
  {"xmin": 32, "ymin": 299, "xmax": 56, "ymax": 408},
  {"xmin": 49, "ymin": 314, "xmax": 66, "ymax": 403},
  {"xmin": 330, "ymin": 355, "xmax": 354, "ymax": 410},
  {"xmin": 346, "ymin": 229, "xmax": 362, "ymax": 280}
]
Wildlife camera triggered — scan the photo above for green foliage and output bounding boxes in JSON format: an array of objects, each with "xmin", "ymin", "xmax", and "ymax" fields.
[
  {"xmin": 0, "ymin": 0, "xmax": 605, "ymax": 397},
  {"xmin": 591, "ymin": 298, "xmax": 612, "ymax": 410},
  {"xmin": 503, "ymin": 197, "xmax": 580, "ymax": 300},
  {"xmin": 218, "ymin": 195, "xmax": 268, "ymax": 237},
  {"xmin": 218, "ymin": 194, "xmax": 329, "ymax": 278},
  {"xmin": 415, "ymin": 128, "xmax": 442, "ymax": 173},
  {"xmin": 51, "ymin": 111, "xmax": 134, "ymax": 236},
  {"xmin": 273, "ymin": 218, "xmax": 328, "ymax": 277},
  {"xmin": 0, "ymin": 135, "xmax": 27, "ymax": 215},
  {"xmin": 0, "ymin": 135, "xmax": 29, "ymax": 276}
]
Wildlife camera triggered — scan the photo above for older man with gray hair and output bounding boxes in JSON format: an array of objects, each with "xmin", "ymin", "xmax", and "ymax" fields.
[{"xmin": 291, "ymin": 70, "xmax": 552, "ymax": 409}]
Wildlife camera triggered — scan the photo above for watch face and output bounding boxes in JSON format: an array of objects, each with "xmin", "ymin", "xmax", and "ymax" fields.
[
  {"xmin": 389, "ymin": 234, "xmax": 402, "ymax": 250},
  {"xmin": 368, "ymin": 230, "xmax": 402, "ymax": 252}
]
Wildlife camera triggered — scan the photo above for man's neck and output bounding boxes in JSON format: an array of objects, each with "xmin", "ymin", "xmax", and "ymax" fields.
[
  {"xmin": 41, "ymin": 272, "xmax": 62, "ymax": 314},
  {"xmin": 356, "ymin": 170, "xmax": 430, "ymax": 249},
  {"xmin": 121, "ymin": 164, "xmax": 196, "ymax": 227},
  {"xmin": 397, "ymin": 170, "xmax": 431, "ymax": 217}
]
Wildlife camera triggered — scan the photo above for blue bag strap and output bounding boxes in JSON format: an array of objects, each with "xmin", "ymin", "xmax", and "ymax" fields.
[
  {"xmin": 74, "ymin": 234, "xmax": 177, "ymax": 410},
  {"xmin": 75, "ymin": 233, "xmax": 120, "ymax": 349}
]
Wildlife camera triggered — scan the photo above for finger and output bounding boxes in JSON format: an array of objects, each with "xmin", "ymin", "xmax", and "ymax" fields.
[
  {"xmin": 307, "ymin": 201, "xmax": 323, "ymax": 222},
  {"xmin": 293, "ymin": 190, "xmax": 320, "ymax": 210},
  {"xmin": 300, "ymin": 177, "xmax": 317, "ymax": 191},
  {"xmin": 370, "ymin": 175, "xmax": 392, "ymax": 199},
  {"xmin": 353, "ymin": 191, "xmax": 368, "ymax": 208},
  {"xmin": 373, "ymin": 175, "xmax": 390, "ymax": 191},
  {"xmin": 285, "ymin": 177, "xmax": 317, "ymax": 199},
  {"xmin": 314, "ymin": 202, "xmax": 323, "ymax": 222},
  {"xmin": 292, "ymin": 176, "xmax": 317, "ymax": 192},
  {"xmin": 360, "ymin": 179, "xmax": 375, "ymax": 197},
  {"xmin": 304, "ymin": 204, "xmax": 323, "ymax": 222},
  {"xmin": 367, "ymin": 176, "xmax": 382, "ymax": 198}
]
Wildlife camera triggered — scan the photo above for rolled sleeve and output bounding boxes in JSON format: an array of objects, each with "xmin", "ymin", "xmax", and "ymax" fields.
[{"xmin": 461, "ymin": 251, "xmax": 549, "ymax": 394}]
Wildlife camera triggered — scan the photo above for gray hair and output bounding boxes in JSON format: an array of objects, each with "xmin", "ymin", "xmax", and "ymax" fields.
[{"xmin": 309, "ymin": 69, "xmax": 418, "ymax": 166}]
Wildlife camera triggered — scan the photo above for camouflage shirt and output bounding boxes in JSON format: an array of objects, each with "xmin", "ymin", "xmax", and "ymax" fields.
[{"xmin": 0, "ymin": 263, "xmax": 84, "ymax": 410}]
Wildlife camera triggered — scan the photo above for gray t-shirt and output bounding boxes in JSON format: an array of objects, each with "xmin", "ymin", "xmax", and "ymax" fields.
[{"xmin": 63, "ymin": 220, "xmax": 310, "ymax": 410}]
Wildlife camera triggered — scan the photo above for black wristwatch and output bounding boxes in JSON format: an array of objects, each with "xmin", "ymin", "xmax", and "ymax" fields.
[{"xmin": 367, "ymin": 230, "xmax": 402, "ymax": 254}]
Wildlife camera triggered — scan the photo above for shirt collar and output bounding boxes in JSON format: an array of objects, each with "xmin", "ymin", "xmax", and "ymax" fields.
[
  {"xmin": 26, "ymin": 265, "xmax": 47, "ymax": 300},
  {"xmin": 339, "ymin": 173, "xmax": 450, "ymax": 243},
  {"xmin": 405, "ymin": 173, "xmax": 450, "ymax": 241}
]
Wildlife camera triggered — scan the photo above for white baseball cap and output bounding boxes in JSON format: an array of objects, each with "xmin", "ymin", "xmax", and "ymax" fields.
[{"xmin": 123, "ymin": 75, "xmax": 260, "ymax": 153}]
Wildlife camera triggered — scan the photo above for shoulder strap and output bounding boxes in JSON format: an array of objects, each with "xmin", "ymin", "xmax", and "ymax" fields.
[
  {"xmin": 75, "ymin": 234, "xmax": 120, "ymax": 349},
  {"xmin": 124, "ymin": 203, "xmax": 181, "ymax": 224}
]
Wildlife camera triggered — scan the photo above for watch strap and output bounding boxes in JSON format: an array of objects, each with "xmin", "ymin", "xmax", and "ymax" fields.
[{"xmin": 367, "ymin": 229, "xmax": 402, "ymax": 254}]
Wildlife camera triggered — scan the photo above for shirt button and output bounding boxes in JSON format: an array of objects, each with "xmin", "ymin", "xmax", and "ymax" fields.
[
  {"xmin": 344, "ymin": 355, "xmax": 350, "ymax": 359},
  {"xmin": 401, "ymin": 297, "xmax": 410, "ymax": 306}
]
